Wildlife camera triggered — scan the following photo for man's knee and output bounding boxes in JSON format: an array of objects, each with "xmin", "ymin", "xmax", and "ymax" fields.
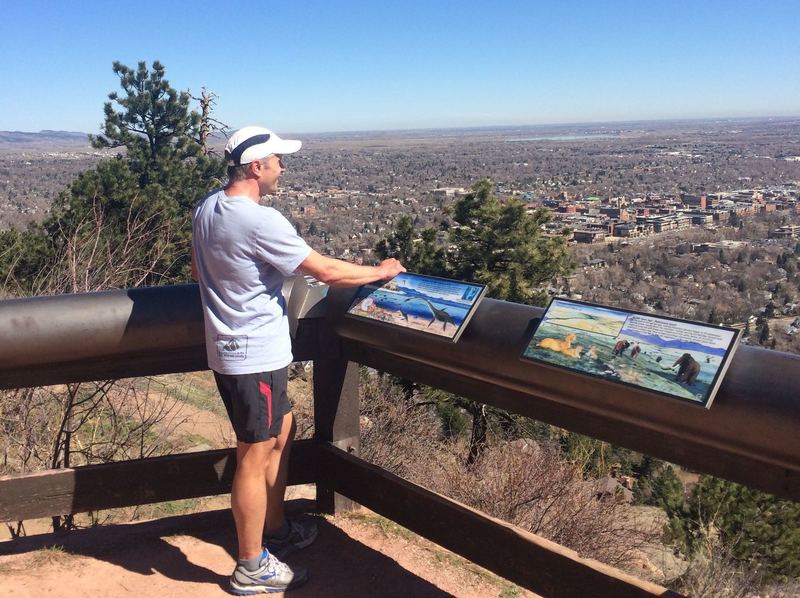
[
  {"xmin": 237, "ymin": 439, "xmax": 275, "ymax": 473},
  {"xmin": 273, "ymin": 411, "xmax": 295, "ymax": 453}
]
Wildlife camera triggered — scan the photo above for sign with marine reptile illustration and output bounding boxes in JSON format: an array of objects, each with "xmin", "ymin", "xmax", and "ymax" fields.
[{"xmin": 347, "ymin": 272, "xmax": 486, "ymax": 342}]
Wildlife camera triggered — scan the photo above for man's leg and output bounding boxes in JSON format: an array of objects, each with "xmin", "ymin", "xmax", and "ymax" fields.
[
  {"xmin": 264, "ymin": 411, "xmax": 296, "ymax": 534},
  {"xmin": 219, "ymin": 371, "xmax": 308, "ymax": 593},
  {"xmin": 232, "ymin": 438, "xmax": 276, "ymax": 560}
]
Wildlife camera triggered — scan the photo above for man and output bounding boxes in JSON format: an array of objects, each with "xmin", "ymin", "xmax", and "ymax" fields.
[{"xmin": 191, "ymin": 126, "xmax": 405, "ymax": 594}]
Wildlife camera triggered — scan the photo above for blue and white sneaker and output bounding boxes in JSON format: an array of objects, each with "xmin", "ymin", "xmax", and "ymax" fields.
[
  {"xmin": 229, "ymin": 549, "xmax": 307, "ymax": 595},
  {"xmin": 264, "ymin": 518, "xmax": 319, "ymax": 559}
]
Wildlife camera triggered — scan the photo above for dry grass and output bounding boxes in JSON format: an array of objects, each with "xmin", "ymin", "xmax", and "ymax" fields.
[
  {"xmin": 358, "ymin": 371, "xmax": 444, "ymax": 479},
  {"xmin": 357, "ymin": 369, "xmax": 659, "ymax": 571},
  {"xmin": 423, "ymin": 439, "xmax": 659, "ymax": 568},
  {"xmin": 0, "ymin": 545, "xmax": 81, "ymax": 575},
  {"xmin": 670, "ymin": 544, "xmax": 763, "ymax": 598}
]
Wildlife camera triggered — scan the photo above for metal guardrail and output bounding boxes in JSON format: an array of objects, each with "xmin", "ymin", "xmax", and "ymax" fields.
[
  {"xmin": 0, "ymin": 284, "xmax": 208, "ymax": 387},
  {"xmin": 1, "ymin": 284, "xmax": 798, "ymax": 501},
  {"xmin": 0, "ymin": 281, "xmax": 322, "ymax": 388}
]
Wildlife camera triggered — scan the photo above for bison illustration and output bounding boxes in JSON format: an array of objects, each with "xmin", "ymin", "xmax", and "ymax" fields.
[{"xmin": 612, "ymin": 339, "xmax": 630, "ymax": 356}]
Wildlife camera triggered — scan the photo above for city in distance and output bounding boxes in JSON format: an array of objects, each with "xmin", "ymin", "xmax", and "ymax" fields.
[
  {"xmin": 2, "ymin": 110, "xmax": 800, "ymax": 594},
  {"xmin": 1, "ymin": 116, "xmax": 799, "ymax": 354}
]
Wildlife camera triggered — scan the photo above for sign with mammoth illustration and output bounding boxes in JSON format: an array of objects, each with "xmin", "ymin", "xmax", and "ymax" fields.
[
  {"xmin": 347, "ymin": 273, "xmax": 486, "ymax": 342},
  {"xmin": 521, "ymin": 297, "xmax": 741, "ymax": 408}
]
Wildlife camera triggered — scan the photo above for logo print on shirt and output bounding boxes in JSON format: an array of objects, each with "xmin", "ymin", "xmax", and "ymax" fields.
[{"xmin": 217, "ymin": 335, "xmax": 247, "ymax": 361}]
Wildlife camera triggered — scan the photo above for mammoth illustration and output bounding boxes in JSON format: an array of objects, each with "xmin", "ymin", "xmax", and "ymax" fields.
[{"xmin": 673, "ymin": 353, "xmax": 701, "ymax": 385}]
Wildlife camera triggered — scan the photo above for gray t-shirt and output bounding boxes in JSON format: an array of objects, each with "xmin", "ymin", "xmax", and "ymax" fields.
[{"xmin": 192, "ymin": 189, "xmax": 312, "ymax": 375}]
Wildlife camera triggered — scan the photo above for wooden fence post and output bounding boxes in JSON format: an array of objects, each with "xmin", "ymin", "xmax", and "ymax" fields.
[{"xmin": 312, "ymin": 320, "xmax": 360, "ymax": 514}]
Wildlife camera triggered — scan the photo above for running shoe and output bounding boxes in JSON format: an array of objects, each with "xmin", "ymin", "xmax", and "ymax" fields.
[
  {"xmin": 264, "ymin": 518, "xmax": 319, "ymax": 559},
  {"xmin": 229, "ymin": 548, "xmax": 307, "ymax": 595}
]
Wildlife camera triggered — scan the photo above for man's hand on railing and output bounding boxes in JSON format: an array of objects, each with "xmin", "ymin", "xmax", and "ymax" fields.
[{"xmin": 376, "ymin": 258, "xmax": 406, "ymax": 281}]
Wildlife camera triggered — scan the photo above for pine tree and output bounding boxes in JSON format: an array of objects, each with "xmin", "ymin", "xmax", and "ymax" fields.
[
  {"xmin": 0, "ymin": 61, "xmax": 224, "ymax": 293},
  {"xmin": 377, "ymin": 179, "xmax": 574, "ymax": 304},
  {"xmin": 676, "ymin": 476, "xmax": 800, "ymax": 582},
  {"xmin": 764, "ymin": 302, "xmax": 776, "ymax": 318},
  {"xmin": 377, "ymin": 179, "xmax": 575, "ymax": 462},
  {"xmin": 374, "ymin": 214, "xmax": 447, "ymax": 277},
  {"xmin": 90, "ymin": 61, "xmax": 202, "ymax": 171},
  {"xmin": 448, "ymin": 180, "xmax": 573, "ymax": 305},
  {"xmin": 758, "ymin": 321, "xmax": 770, "ymax": 345}
]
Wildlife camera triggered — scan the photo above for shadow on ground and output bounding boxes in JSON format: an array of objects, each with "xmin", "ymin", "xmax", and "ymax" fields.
[{"xmin": 0, "ymin": 499, "xmax": 452, "ymax": 597}]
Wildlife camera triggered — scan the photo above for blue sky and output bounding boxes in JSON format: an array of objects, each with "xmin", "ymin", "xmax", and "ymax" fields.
[{"xmin": 1, "ymin": 0, "xmax": 798, "ymax": 134}]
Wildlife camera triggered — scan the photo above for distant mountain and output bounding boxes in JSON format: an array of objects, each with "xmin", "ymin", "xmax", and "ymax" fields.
[
  {"xmin": 621, "ymin": 328, "xmax": 730, "ymax": 357},
  {"xmin": 0, "ymin": 130, "xmax": 91, "ymax": 148}
]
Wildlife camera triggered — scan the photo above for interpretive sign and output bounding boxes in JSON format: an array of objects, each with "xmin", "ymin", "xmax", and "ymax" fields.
[
  {"xmin": 521, "ymin": 297, "xmax": 740, "ymax": 407},
  {"xmin": 347, "ymin": 272, "xmax": 486, "ymax": 342}
]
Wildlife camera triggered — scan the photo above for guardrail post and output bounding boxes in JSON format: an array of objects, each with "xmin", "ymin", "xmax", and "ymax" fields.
[{"xmin": 312, "ymin": 319, "xmax": 360, "ymax": 514}]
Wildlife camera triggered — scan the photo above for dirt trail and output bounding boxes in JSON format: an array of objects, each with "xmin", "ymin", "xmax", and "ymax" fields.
[
  {"xmin": 2, "ymin": 374, "xmax": 533, "ymax": 595},
  {"xmin": 0, "ymin": 498, "xmax": 531, "ymax": 598}
]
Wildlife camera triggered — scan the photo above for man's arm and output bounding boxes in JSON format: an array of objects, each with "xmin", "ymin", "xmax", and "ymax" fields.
[{"xmin": 298, "ymin": 250, "xmax": 405, "ymax": 287}]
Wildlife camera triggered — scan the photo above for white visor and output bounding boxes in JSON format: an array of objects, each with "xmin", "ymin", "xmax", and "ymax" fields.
[{"xmin": 225, "ymin": 126, "xmax": 302, "ymax": 166}]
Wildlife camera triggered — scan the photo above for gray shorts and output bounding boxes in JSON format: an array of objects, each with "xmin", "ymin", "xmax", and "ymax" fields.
[{"xmin": 213, "ymin": 367, "xmax": 292, "ymax": 443}]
